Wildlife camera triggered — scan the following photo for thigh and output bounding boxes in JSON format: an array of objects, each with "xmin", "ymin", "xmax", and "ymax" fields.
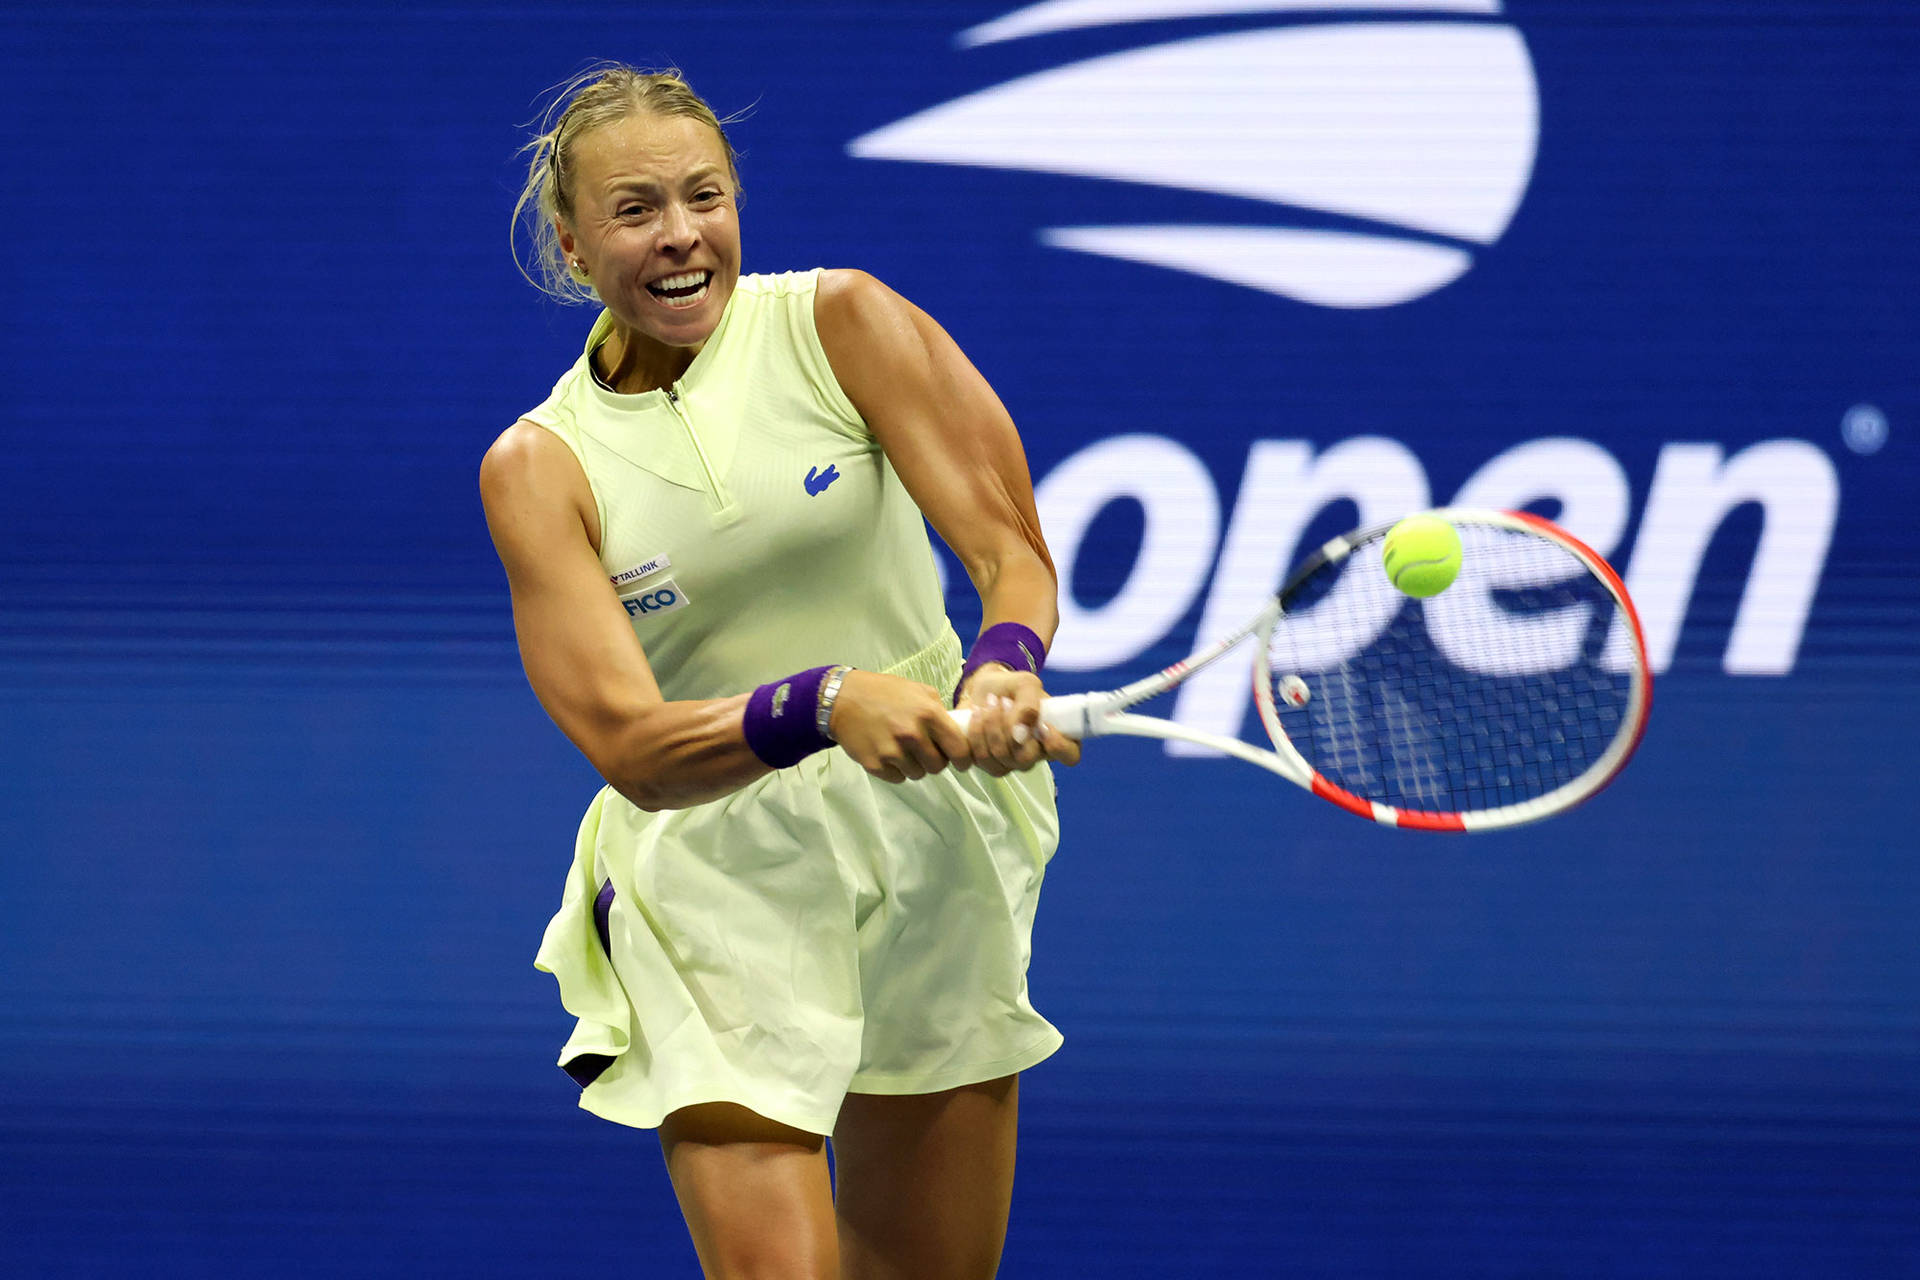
[
  {"xmin": 659, "ymin": 1102, "xmax": 839, "ymax": 1280},
  {"xmin": 831, "ymin": 1075, "xmax": 1021, "ymax": 1280}
]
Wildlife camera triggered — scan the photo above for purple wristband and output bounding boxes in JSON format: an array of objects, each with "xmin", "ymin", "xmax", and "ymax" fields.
[
  {"xmin": 955, "ymin": 622, "xmax": 1047, "ymax": 703},
  {"xmin": 743, "ymin": 665, "xmax": 836, "ymax": 768}
]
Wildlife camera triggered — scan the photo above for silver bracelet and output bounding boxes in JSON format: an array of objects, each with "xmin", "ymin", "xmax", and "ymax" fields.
[{"xmin": 816, "ymin": 665, "xmax": 852, "ymax": 741}]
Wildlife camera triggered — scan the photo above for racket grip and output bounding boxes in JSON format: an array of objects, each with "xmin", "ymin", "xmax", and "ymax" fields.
[{"xmin": 950, "ymin": 692, "xmax": 1101, "ymax": 739}]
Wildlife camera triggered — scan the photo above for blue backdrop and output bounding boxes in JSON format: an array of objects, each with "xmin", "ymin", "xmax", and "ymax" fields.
[{"xmin": 4, "ymin": 2, "xmax": 1916, "ymax": 1275}]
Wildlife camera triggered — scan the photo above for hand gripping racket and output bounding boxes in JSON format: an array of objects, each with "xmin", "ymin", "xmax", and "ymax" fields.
[{"xmin": 963, "ymin": 509, "xmax": 1651, "ymax": 832}]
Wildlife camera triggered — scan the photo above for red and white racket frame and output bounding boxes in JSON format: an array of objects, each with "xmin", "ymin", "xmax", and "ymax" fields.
[
  {"xmin": 967, "ymin": 506, "xmax": 1658, "ymax": 832},
  {"xmin": 1005, "ymin": 509, "xmax": 1653, "ymax": 832},
  {"xmin": 1250, "ymin": 508, "xmax": 1652, "ymax": 831}
]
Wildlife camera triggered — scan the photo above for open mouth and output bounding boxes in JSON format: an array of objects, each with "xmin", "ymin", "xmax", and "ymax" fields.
[{"xmin": 647, "ymin": 270, "xmax": 712, "ymax": 308}]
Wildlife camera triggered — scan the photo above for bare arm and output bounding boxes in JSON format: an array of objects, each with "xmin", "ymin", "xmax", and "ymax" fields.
[
  {"xmin": 814, "ymin": 269, "xmax": 1078, "ymax": 770},
  {"xmin": 816, "ymin": 270, "xmax": 1058, "ymax": 647},
  {"xmin": 478, "ymin": 421, "xmax": 770, "ymax": 810}
]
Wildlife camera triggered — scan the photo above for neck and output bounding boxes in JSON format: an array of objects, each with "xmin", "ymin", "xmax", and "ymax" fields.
[{"xmin": 594, "ymin": 326, "xmax": 701, "ymax": 394}]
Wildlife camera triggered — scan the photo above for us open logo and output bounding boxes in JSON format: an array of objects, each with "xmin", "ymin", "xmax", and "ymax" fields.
[{"xmin": 850, "ymin": 1, "xmax": 1539, "ymax": 308}]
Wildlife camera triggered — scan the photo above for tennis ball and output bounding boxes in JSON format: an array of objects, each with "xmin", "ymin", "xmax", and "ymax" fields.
[{"xmin": 1381, "ymin": 515, "xmax": 1462, "ymax": 598}]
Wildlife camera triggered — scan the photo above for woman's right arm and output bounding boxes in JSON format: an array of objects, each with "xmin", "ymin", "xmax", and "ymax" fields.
[
  {"xmin": 479, "ymin": 421, "xmax": 772, "ymax": 811},
  {"xmin": 482, "ymin": 421, "xmax": 975, "ymax": 803}
]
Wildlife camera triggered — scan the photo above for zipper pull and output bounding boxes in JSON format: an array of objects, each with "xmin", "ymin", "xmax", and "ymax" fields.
[{"xmin": 666, "ymin": 385, "xmax": 680, "ymax": 404}]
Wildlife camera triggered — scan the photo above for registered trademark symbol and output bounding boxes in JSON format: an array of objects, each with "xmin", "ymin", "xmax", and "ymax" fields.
[{"xmin": 1842, "ymin": 403, "xmax": 1888, "ymax": 455}]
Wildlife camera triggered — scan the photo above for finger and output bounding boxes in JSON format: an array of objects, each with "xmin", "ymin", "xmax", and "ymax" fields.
[
  {"xmin": 879, "ymin": 743, "xmax": 929, "ymax": 780},
  {"xmin": 998, "ymin": 694, "xmax": 1029, "ymax": 767},
  {"xmin": 967, "ymin": 695, "xmax": 1010, "ymax": 775},
  {"xmin": 1003, "ymin": 683, "xmax": 1046, "ymax": 757},
  {"xmin": 1006, "ymin": 695, "xmax": 1047, "ymax": 768},
  {"xmin": 900, "ymin": 735, "xmax": 945, "ymax": 778},
  {"xmin": 1013, "ymin": 728, "xmax": 1046, "ymax": 770},
  {"xmin": 1040, "ymin": 723, "xmax": 1082, "ymax": 767},
  {"xmin": 972, "ymin": 693, "xmax": 1001, "ymax": 754},
  {"xmin": 966, "ymin": 701, "xmax": 991, "ymax": 758},
  {"xmin": 927, "ymin": 709, "xmax": 974, "ymax": 770}
]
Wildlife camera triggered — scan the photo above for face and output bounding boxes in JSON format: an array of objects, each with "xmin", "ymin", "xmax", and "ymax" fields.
[{"xmin": 557, "ymin": 112, "xmax": 741, "ymax": 353}]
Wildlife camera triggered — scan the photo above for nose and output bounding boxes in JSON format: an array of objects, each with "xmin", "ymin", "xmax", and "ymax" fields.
[{"xmin": 657, "ymin": 200, "xmax": 698, "ymax": 253}]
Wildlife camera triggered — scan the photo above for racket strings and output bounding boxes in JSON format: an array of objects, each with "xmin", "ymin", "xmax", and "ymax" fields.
[{"xmin": 1267, "ymin": 524, "xmax": 1633, "ymax": 815}]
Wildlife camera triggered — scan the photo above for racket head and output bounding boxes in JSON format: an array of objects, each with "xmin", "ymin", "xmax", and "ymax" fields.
[{"xmin": 1253, "ymin": 509, "xmax": 1651, "ymax": 831}]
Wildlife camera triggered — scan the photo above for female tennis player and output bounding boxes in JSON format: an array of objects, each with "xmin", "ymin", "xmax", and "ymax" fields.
[{"xmin": 481, "ymin": 65, "xmax": 1078, "ymax": 1279}]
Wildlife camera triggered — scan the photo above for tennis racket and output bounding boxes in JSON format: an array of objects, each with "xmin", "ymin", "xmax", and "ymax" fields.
[{"xmin": 960, "ymin": 508, "xmax": 1651, "ymax": 832}]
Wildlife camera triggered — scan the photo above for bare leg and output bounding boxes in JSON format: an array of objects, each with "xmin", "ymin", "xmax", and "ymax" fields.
[
  {"xmin": 659, "ymin": 1102, "xmax": 839, "ymax": 1280},
  {"xmin": 831, "ymin": 1075, "xmax": 1021, "ymax": 1280}
]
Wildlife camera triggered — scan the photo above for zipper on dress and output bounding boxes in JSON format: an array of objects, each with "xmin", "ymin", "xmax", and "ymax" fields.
[{"xmin": 663, "ymin": 384, "xmax": 731, "ymax": 510}]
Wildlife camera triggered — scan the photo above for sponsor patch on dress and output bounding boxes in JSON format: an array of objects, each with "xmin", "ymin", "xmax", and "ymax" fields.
[
  {"xmin": 619, "ymin": 578, "xmax": 689, "ymax": 619},
  {"xmin": 609, "ymin": 553, "xmax": 671, "ymax": 589}
]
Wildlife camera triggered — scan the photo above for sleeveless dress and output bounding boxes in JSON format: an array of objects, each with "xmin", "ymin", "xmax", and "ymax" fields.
[{"xmin": 518, "ymin": 270, "xmax": 1061, "ymax": 1135}]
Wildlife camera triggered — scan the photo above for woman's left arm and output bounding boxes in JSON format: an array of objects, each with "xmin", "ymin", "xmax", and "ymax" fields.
[{"xmin": 815, "ymin": 268, "xmax": 1079, "ymax": 774}]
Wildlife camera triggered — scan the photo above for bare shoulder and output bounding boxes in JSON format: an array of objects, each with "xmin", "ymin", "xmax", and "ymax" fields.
[
  {"xmin": 478, "ymin": 419, "xmax": 598, "ymax": 552},
  {"xmin": 480, "ymin": 420, "xmax": 580, "ymax": 499},
  {"xmin": 814, "ymin": 266, "xmax": 893, "ymax": 320},
  {"xmin": 814, "ymin": 268, "xmax": 940, "ymax": 391}
]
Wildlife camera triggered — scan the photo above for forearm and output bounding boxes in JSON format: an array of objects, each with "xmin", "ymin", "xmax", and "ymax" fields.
[
  {"xmin": 592, "ymin": 694, "xmax": 773, "ymax": 812},
  {"xmin": 967, "ymin": 547, "xmax": 1060, "ymax": 648}
]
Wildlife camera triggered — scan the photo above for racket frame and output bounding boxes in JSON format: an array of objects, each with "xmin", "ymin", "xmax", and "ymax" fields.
[{"xmin": 1032, "ymin": 507, "xmax": 1653, "ymax": 832}]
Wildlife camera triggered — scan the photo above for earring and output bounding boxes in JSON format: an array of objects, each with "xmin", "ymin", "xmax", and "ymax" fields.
[{"xmin": 571, "ymin": 259, "xmax": 590, "ymax": 280}]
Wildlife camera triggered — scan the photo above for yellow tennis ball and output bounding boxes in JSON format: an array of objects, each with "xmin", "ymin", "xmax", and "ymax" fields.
[{"xmin": 1381, "ymin": 515, "xmax": 1463, "ymax": 598}]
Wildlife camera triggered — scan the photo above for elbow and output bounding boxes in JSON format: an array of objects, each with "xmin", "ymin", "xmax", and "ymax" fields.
[
  {"xmin": 624, "ymin": 791, "xmax": 679, "ymax": 814},
  {"xmin": 598, "ymin": 741, "xmax": 689, "ymax": 813},
  {"xmin": 590, "ymin": 755, "xmax": 657, "ymax": 810},
  {"xmin": 605, "ymin": 761, "xmax": 707, "ymax": 813},
  {"xmin": 610, "ymin": 775, "xmax": 671, "ymax": 812},
  {"xmin": 591, "ymin": 703, "xmax": 735, "ymax": 812},
  {"xmin": 582, "ymin": 711, "xmax": 676, "ymax": 812},
  {"xmin": 610, "ymin": 772, "xmax": 721, "ymax": 814}
]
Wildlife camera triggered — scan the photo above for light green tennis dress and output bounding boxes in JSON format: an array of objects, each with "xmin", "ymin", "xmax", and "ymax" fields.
[{"xmin": 520, "ymin": 269, "xmax": 1062, "ymax": 1137}]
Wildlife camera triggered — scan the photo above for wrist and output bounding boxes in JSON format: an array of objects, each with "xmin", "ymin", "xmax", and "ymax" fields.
[
  {"xmin": 955, "ymin": 622, "xmax": 1047, "ymax": 704},
  {"xmin": 816, "ymin": 664, "xmax": 852, "ymax": 742},
  {"xmin": 743, "ymin": 665, "xmax": 841, "ymax": 768}
]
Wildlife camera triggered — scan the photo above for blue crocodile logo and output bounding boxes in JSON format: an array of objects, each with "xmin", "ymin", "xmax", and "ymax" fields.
[{"xmin": 805, "ymin": 464, "xmax": 841, "ymax": 496}]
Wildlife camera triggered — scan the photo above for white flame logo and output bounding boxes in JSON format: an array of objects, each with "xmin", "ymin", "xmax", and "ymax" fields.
[{"xmin": 849, "ymin": 1, "xmax": 1539, "ymax": 308}]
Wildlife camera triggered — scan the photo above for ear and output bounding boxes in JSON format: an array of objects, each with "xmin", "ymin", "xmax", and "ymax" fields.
[{"xmin": 554, "ymin": 217, "xmax": 578, "ymax": 260}]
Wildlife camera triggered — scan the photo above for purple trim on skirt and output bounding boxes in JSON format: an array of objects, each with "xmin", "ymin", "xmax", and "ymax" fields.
[
  {"xmin": 563, "ymin": 879, "xmax": 620, "ymax": 1089},
  {"xmin": 564, "ymin": 1053, "xmax": 613, "ymax": 1089},
  {"xmin": 593, "ymin": 877, "xmax": 615, "ymax": 954}
]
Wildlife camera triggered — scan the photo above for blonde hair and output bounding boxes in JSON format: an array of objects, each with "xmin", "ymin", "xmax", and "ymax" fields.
[{"xmin": 511, "ymin": 63, "xmax": 743, "ymax": 304}]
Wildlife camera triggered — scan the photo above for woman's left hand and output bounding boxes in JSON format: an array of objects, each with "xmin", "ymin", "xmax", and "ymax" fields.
[{"xmin": 957, "ymin": 667, "xmax": 1082, "ymax": 776}]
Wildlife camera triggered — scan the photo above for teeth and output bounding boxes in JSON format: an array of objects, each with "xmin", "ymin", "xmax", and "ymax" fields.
[{"xmin": 651, "ymin": 271, "xmax": 709, "ymax": 293}]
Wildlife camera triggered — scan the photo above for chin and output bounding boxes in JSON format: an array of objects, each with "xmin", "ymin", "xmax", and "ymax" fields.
[
  {"xmin": 657, "ymin": 290, "xmax": 731, "ymax": 345},
  {"xmin": 651, "ymin": 314, "xmax": 719, "ymax": 349}
]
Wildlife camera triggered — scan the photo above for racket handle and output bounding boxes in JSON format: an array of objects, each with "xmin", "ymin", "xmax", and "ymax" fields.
[{"xmin": 949, "ymin": 692, "xmax": 1102, "ymax": 740}]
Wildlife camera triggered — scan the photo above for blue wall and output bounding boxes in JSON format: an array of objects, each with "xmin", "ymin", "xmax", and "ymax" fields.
[{"xmin": 4, "ymin": 3, "xmax": 1916, "ymax": 1275}]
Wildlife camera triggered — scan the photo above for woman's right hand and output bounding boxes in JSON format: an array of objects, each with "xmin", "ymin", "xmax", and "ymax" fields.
[{"xmin": 828, "ymin": 670, "xmax": 975, "ymax": 783}]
